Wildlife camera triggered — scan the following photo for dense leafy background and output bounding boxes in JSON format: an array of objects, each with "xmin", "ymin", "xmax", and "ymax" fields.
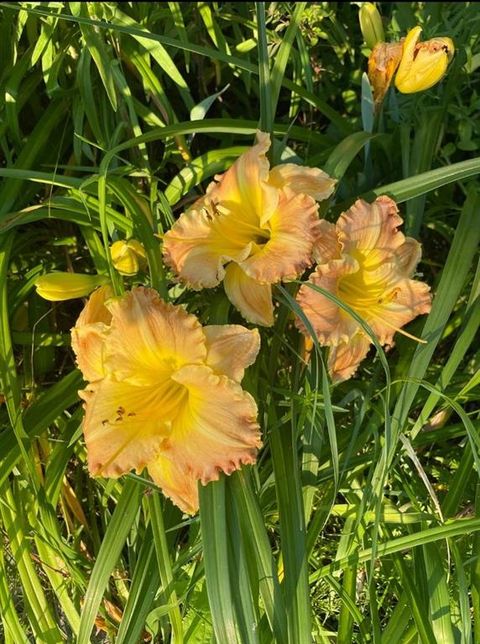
[{"xmin": 0, "ymin": 2, "xmax": 479, "ymax": 642}]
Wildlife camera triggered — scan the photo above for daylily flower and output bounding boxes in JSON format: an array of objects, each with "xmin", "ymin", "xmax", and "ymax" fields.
[
  {"xmin": 162, "ymin": 131, "xmax": 335, "ymax": 326},
  {"xmin": 110, "ymin": 239, "xmax": 147, "ymax": 276},
  {"xmin": 395, "ymin": 27, "xmax": 454, "ymax": 94},
  {"xmin": 35, "ymin": 272, "xmax": 109, "ymax": 301},
  {"xmin": 71, "ymin": 286, "xmax": 261, "ymax": 514},
  {"xmin": 368, "ymin": 26, "xmax": 454, "ymax": 108},
  {"xmin": 296, "ymin": 196, "xmax": 432, "ymax": 382}
]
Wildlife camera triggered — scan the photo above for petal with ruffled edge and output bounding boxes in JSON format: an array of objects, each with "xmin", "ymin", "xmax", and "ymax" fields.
[
  {"xmin": 370, "ymin": 278, "xmax": 432, "ymax": 344},
  {"xmin": 312, "ymin": 219, "xmax": 342, "ymax": 265},
  {"xmin": 148, "ymin": 453, "xmax": 200, "ymax": 515},
  {"xmin": 394, "ymin": 237, "xmax": 422, "ymax": 276},
  {"xmin": 104, "ymin": 287, "xmax": 207, "ymax": 386},
  {"xmin": 268, "ymin": 163, "xmax": 336, "ymax": 202},
  {"xmin": 327, "ymin": 333, "xmax": 372, "ymax": 382},
  {"xmin": 224, "ymin": 263, "xmax": 274, "ymax": 326},
  {"xmin": 295, "ymin": 258, "xmax": 360, "ymax": 345},
  {"xmin": 337, "ymin": 196, "xmax": 405, "ymax": 260},
  {"xmin": 71, "ymin": 285, "xmax": 114, "ymax": 382},
  {"xmin": 162, "ymin": 365, "xmax": 261, "ymax": 487},
  {"xmin": 162, "ymin": 208, "xmax": 252, "ymax": 290},
  {"xmin": 205, "ymin": 131, "xmax": 279, "ymax": 228},
  {"xmin": 80, "ymin": 378, "xmax": 176, "ymax": 478},
  {"xmin": 203, "ymin": 325, "xmax": 260, "ymax": 382},
  {"xmin": 240, "ymin": 188, "xmax": 318, "ymax": 283}
]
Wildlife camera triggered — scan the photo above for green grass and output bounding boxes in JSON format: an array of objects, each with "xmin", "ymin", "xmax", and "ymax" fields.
[{"xmin": 0, "ymin": 2, "xmax": 479, "ymax": 642}]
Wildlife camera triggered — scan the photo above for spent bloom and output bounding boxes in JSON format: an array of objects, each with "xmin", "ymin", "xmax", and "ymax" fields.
[
  {"xmin": 71, "ymin": 286, "xmax": 261, "ymax": 514},
  {"xmin": 368, "ymin": 26, "xmax": 454, "ymax": 108},
  {"xmin": 162, "ymin": 131, "xmax": 335, "ymax": 326},
  {"xmin": 296, "ymin": 196, "xmax": 432, "ymax": 382}
]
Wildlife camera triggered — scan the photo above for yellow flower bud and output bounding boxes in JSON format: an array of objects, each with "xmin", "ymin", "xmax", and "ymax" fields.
[
  {"xmin": 395, "ymin": 26, "xmax": 454, "ymax": 94},
  {"xmin": 359, "ymin": 3, "xmax": 385, "ymax": 50},
  {"xmin": 35, "ymin": 273, "xmax": 109, "ymax": 301},
  {"xmin": 110, "ymin": 239, "xmax": 147, "ymax": 276},
  {"xmin": 368, "ymin": 40, "xmax": 404, "ymax": 108}
]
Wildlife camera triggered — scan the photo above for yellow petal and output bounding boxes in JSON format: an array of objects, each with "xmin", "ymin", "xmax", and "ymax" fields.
[
  {"xmin": 148, "ymin": 453, "xmax": 200, "ymax": 515},
  {"xmin": 204, "ymin": 130, "xmax": 279, "ymax": 228},
  {"xmin": 103, "ymin": 287, "xmax": 207, "ymax": 386},
  {"xmin": 268, "ymin": 164, "xmax": 336, "ymax": 202},
  {"xmin": 370, "ymin": 278, "xmax": 432, "ymax": 344},
  {"xmin": 71, "ymin": 285, "xmax": 114, "ymax": 382},
  {"xmin": 296, "ymin": 259, "xmax": 360, "ymax": 345},
  {"xmin": 224, "ymin": 263, "xmax": 274, "ymax": 326},
  {"xmin": 240, "ymin": 188, "xmax": 318, "ymax": 283},
  {"xmin": 395, "ymin": 27, "xmax": 454, "ymax": 94},
  {"xmin": 110, "ymin": 239, "xmax": 147, "ymax": 276},
  {"xmin": 204, "ymin": 325, "xmax": 260, "ymax": 382},
  {"xmin": 162, "ymin": 207, "xmax": 251, "ymax": 289},
  {"xmin": 337, "ymin": 196, "xmax": 405, "ymax": 259},
  {"xmin": 35, "ymin": 272, "xmax": 109, "ymax": 301},
  {"xmin": 80, "ymin": 379, "xmax": 173, "ymax": 478},
  {"xmin": 165, "ymin": 365, "xmax": 261, "ymax": 486},
  {"xmin": 328, "ymin": 333, "xmax": 372, "ymax": 382}
]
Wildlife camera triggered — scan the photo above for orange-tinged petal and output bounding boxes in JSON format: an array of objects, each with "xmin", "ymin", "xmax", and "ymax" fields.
[
  {"xmin": 204, "ymin": 325, "xmax": 260, "ymax": 382},
  {"xmin": 224, "ymin": 263, "xmax": 274, "ymax": 326},
  {"xmin": 205, "ymin": 131, "xmax": 279, "ymax": 227},
  {"xmin": 240, "ymin": 188, "xmax": 318, "ymax": 283},
  {"xmin": 162, "ymin": 208, "xmax": 251, "ymax": 290},
  {"xmin": 370, "ymin": 278, "xmax": 431, "ymax": 344},
  {"xmin": 337, "ymin": 196, "xmax": 405, "ymax": 258},
  {"xmin": 296, "ymin": 259, "xmax": 360, "ymax": 345},
  {"xmin": 103, "ymin": 287, "xmax": 207, "ymax": 386},
  {"xmin": 164, "ymin": 364, "xmax": 261, "ymax": 485},
  {"xmin": 268, "ymin": 164, "xmax": 336, "ymax": 202},
  {"xmin": 312, "ymin": 219, "xmax": 342, "ymax": 264},
  {"xmin": 147, "ymin": 453, "xmax": 199, "ymax": 515},
  {"xmin": 328, "ymin": 333, "xmax": 372, "ymax": 382},
  {"xmin": 71, "ymin": 285, "xmax": 114, "ymax": 382},
  {"xmin": 394, "ymin": 237, "xmax": 422, "ymax": 276},
  {"xmin": 80, "ymin": 379, "xmax": 174, "ymax": 478},
  {"xmin": 367, "ymin": 40, "xmax": 403, "ymax": 107}
]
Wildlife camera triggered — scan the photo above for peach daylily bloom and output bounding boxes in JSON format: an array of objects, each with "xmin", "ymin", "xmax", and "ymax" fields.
[
  {"xmin": 71, "ymin": 286, "xmax": 261, "ymax": 514},
  {"xmin": 296, "ymin": 196, "xmax": 432, "ymax": 382},
  {"xmin": 162, "ymin": 131, "xmax": 335, "ymax": 326}
]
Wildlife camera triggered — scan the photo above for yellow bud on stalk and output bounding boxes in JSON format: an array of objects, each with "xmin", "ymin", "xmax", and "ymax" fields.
[
  {"xmin": 110, "ymin": 239, "xmax": 147, "ymax": 276},
  {"xmin": 395, "ymin": 26, "xmax": 454, "ymax": 94},
  {"xmin": 35, "ymin": 273, "xmax": 109, "ymax": 301},
  {"xmin": 359, "ymin": 3, "xmax": 385, "ymax": 50}
]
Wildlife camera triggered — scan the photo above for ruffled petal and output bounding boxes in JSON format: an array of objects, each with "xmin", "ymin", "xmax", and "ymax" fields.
[
  {"xmin": 327, "ymin": 333, "xmax": 372, "ymax": 382},
  {"xmin": 164, "ymin": 364, "xmax": 261, "ymax": 486},
  {"xmin": 71, "ymin": 285, "xmax": 114, "ymax": 382},
  {"xmin": 80, "ymin": 378, "xmax": 173, "ymax": 478},
  {"xmin": 268, "ymin": 163, "xmax": 336, "ymax": 202},
  {"xmin": 296, "ymin": 259, "xmax": 360, "ymax": 345},
  {"xmin": 162, "ymin": 208, "xmax": 251, "ymax": 289},
  {"xmin": 394, "ymin": 237, "xmax": 422, "ymax": 276},
  {"xmin": 148, "ymin": 453, "xmax": 199, "ymax": 515},
  {"xmin": 203, "ymin": 325, "xmax": 260, "ymax": 382},
  {"xmin": 104, "ymin": 287, "xmax": 207, "ymax": 386},
  {"xmin": 240, "ymin": 188, "xmax": 318, "ymax": 283},
  {"xmin": 205, "ymin": 131, "xmax": 279, "ymax": 227},
  {"xmin": 370, "ymin": 278, "xmax": 432, "ymax": 344},
  {"xmin": 337, "ymin": 196, "xmax": 405, "ymax": 259},
  {"xmin": 312, "ymin": 219, "xmax": 342, "ymax": 264},
  {"xmin": 224, "ymin": 263, "xmax": 274, "ymax": 326}
]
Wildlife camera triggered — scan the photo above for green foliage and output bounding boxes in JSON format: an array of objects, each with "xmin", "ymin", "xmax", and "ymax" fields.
[{"xmin": 0, "ymin": 2, "xmax": 478, "ymax": 642}]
